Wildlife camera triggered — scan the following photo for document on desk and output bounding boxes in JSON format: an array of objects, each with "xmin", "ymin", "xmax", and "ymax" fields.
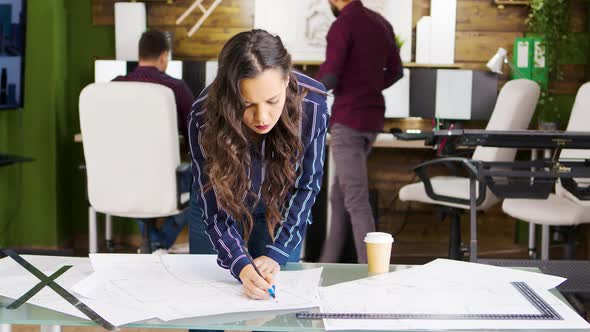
[
  {"xmin": 319, "ymin": 259, "xmax": 590, "ymax": 330},
  {"xmin": 73, "ymin": 254, "xmax": 323, "ymax": 323},
  {"xmin": 0, "ymin": 255, "xmax": 157, "ymax": 326},
  {"xmin": 0, "ymin": 254, "xmax": 322, "ymax": 327}
]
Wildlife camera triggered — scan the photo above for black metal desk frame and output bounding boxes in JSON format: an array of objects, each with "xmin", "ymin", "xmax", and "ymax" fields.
[{"xmin": 415, "ymin": 130, "xmax": 590, "ymax": 263}]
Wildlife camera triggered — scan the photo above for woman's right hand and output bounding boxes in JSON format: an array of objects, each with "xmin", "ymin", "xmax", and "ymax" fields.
[{"xmin": 239, "ymin": 264, "xmax": 273, "ymax": 300}]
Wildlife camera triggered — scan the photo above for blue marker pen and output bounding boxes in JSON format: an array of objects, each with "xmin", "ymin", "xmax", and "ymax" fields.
[{"xmin": 267, "ymin": 284, "xmax": 277, "ymax": 299}]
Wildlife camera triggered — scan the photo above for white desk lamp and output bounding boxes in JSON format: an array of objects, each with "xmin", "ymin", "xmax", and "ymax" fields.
[{"xmin": 486, "ymin": 47, "xmax": 526, "ymax": 77}]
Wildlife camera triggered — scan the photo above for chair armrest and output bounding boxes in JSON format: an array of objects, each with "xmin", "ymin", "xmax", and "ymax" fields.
[
  {"xmin": 176, "ymin": 163, "xmax": 191, "ymax": 211},
  {"xmin": 412, "ymin": 157, "xmax": 486, "ymax": 206},
  {"xmin": 560, "ymin": 178, "xmax": 590, "ymax": 201}
]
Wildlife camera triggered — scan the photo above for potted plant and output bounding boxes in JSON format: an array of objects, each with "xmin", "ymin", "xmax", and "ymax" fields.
[{"xmin": 526, "ymin": 0, "xmax": 571, "ymax": 128}]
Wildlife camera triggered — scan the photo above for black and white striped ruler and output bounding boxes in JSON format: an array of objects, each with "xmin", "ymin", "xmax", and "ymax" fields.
[{"xmin": 297, "ymin": 282, "xmax": 562, "ymax": 321}]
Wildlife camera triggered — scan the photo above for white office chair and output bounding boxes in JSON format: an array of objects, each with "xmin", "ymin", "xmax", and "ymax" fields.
[
  {"xmin": 399, "ymin": 79, "xmax": 540, "ymax": 259},
  {"xmin": 502, "ymin": 82, "xmax": 590, "ymax": 260},
  {"xmin": 79, "ymin": 82, "xmax": 190, "ymax": 254}
]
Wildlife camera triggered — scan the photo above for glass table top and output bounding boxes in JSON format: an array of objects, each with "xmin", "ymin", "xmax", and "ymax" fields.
[{"xmin": 0, "ymin": 263, "xmax": 581, "ymax": 332}]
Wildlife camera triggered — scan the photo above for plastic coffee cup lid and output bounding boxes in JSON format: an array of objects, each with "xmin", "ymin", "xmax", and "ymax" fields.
[{"xmin": 364, "ymin": 232, "xmax": 394, "ymax": 244}]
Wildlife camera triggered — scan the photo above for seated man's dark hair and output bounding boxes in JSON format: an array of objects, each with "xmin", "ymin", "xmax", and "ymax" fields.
[{"xmin": 139, "ymin": 29, "xmax": 169, "ymax": 60}]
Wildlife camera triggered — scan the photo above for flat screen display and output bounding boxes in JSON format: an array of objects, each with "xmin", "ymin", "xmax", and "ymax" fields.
[{"xmin": 0, "ymin": 0, "xmax": 25, "ymax": 110}]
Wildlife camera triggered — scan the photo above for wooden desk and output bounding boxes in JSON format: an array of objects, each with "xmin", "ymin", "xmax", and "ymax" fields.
[{"xmin": 326, "ymin": 132, "xmax": 428, "ymax": 149}]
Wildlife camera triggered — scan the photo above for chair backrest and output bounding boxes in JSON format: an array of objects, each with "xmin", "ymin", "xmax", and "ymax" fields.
[
  {"xmin": 79, "ymin": 82, "xmax": 180, "ymax": 218},
  {"xmin": 555, "ymin": 83, "xmax": 590, "ymax": 203},
  {"xmin": 472, "ymin": 79, "xmax": 540, "ymax": 162},
  {"xmin": 559, "ymin": 82, "xmax": 590, "ymax": 161}
]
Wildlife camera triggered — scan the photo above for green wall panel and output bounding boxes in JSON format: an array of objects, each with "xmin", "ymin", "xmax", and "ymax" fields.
[
  {"xmin": 0, "ymin": 0, "xmax": 121, "ymax": 248},
  {"xmin": 61, "ymin": 0, "xmax": 116, "ymax": 243},
  {"xmin": 0, "ymin": 0, "xmax": 67, "ymax": 247}
]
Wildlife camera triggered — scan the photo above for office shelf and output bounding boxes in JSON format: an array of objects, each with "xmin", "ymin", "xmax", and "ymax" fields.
[{"xmin": 494, "ymin": 0, "xmax": 531, "ymax": 6}]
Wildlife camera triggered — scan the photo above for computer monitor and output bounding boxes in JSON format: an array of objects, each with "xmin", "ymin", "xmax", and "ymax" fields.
[
  {"xmin": 410, "ymin": 68, "xmax": 498, "ymax": 121},
  {"xmin": 0, "ymin": 0, "xmax": 26, "ymax": 110}
]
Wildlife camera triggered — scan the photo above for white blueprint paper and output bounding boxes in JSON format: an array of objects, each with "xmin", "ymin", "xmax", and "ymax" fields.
[
  {"xmin": 0, "ymin": 254, "xmax": 322, "ymax": 327},
  {"xmin": 319, "ymin": 259, "xmax": 589, "ymax": 330},
  {"xmin": 0, "ymin": 255, "xmax": 155, "ymax": 327},
  {"xmin": 75, "ymin": 254, "xmax": 322, "ymax": 323}
]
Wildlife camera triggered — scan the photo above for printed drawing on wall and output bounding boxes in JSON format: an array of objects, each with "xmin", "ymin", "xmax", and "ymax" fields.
[
  {"xmin": 305, "ymin": 1, "xmax": 331, "ymax": 47},
  {"xmin": 363, "ymin": 0, "xmax": 386, "ymax": 16},
  {"xmin": 305, "ymin": 0, "xmax": 385, "ymax": 48},
  {"xmin": 255, "ymin": 0, "xmax": 411, "ymax": 62}
]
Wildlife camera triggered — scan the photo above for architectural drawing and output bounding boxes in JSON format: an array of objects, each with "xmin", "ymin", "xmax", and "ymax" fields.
[
  {"xmin": 0, "ymin": 254, "xmax": 323, "ymax": 327},
  {"xmin": 255, "ymin": 0, "xmax": 411, "ymax": 63},
  {"xmin": 305, "ymin": 1, "xmax": 332, "ymax": 47},
  {"xmin": 320, "ymin": 259, "xmax": 590, "ymax": 331},
  {"xmin": 304, "ymin": 0, "xmax": 387, "ymax": 48},
  {"xmin": 363, "ymin": 0, "xmax": 386, "ymax": 14}
]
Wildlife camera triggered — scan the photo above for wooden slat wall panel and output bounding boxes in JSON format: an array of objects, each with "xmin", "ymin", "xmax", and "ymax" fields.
[
  {"xmin": 570, "ymin": 0, "xmax": 588, "ymax": 32},
  {"xmin": 147, "ymin": 0, "xmax": 252, "ymax": 27},
  {"xmin": 561, "ymin": 64, "xmax": 588, "ymax": 81},
  {"xmin": 456, "ymin": 1, "xmax": 528, "ymax": 32},
  {"xmin": 455, "ymin": 31, "xmax": 524, "ymax": 62},
  {"xmin": 550, "ymin": 81, "xmax": 584, "ymax": 95},
  {"xmin": 165, "ymin": 26, "xmax": 252, "ymax": 60},
  {"xmin": 550, "ymin": 64, "xmax": 588, "ymax": 94},
  {"xmin": 93, "ymin": 0, "xmax": 587, "ymax": 74},
  {"xmin": 92, "ymin": 0, "xmax": 253, "ymax": 60},
  {"xmin": 412, "ymin": 0, "xmax": 431, "ymax": 27},
  {"xmin": 92, "ymin": 0, "xmax": 115, "ymax": 25}
]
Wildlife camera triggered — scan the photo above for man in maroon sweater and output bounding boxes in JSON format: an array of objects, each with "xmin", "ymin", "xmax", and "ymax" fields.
[
  {"xmin": 114, "ymin": 30, "xmax": 194, "ymax": 145},
  {"xmin": 317, "ymin": 0, "xmax": 402, "ymax": 263},
  {"xmin": 114, "ymin": 30, "xmax": 195, "ymax": 251}
]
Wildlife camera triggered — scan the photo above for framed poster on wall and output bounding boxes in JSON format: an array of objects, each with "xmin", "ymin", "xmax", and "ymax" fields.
[{"xmin": 254, "ymin": 0, "xmax": 412, "ymax": 63}]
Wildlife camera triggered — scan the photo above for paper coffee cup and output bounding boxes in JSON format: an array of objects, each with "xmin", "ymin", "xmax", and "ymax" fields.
[{"xmin": 364, "ymin": 232, "xmax": 394, "ymax": 275}]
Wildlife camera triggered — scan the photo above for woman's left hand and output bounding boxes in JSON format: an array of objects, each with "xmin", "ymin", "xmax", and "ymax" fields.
[{"xmin": 253, "ymin": 255, "xmax": 280, "ymax": 283}]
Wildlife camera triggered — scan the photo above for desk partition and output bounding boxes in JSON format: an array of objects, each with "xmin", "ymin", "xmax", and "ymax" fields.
[
  {"xmin": 410, "ymin": 68, "xmax": 498, "ymax": 120},
  {"xmin": 94, "ymin": 60, "xmax": 217, "ymax": 97},
  {"xmin": 324, "ymin": 68, "xmax": 498, "ymax": 120}
]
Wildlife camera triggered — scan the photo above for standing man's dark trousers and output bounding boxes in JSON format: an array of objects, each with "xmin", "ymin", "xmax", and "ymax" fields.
[{"xmin": 320, "ymin": 123, "xmax": 378, "ymax": 263}]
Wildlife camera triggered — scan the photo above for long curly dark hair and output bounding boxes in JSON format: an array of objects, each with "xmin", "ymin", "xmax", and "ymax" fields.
[{"xmin": 202, "ymin": 29, "xmax": 304, "ymax": 240}]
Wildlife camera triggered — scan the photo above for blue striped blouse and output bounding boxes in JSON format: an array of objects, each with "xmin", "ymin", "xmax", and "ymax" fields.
[{"xmin": 188, "ymin": 71, "xmax": 329, "ymax": 279}]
